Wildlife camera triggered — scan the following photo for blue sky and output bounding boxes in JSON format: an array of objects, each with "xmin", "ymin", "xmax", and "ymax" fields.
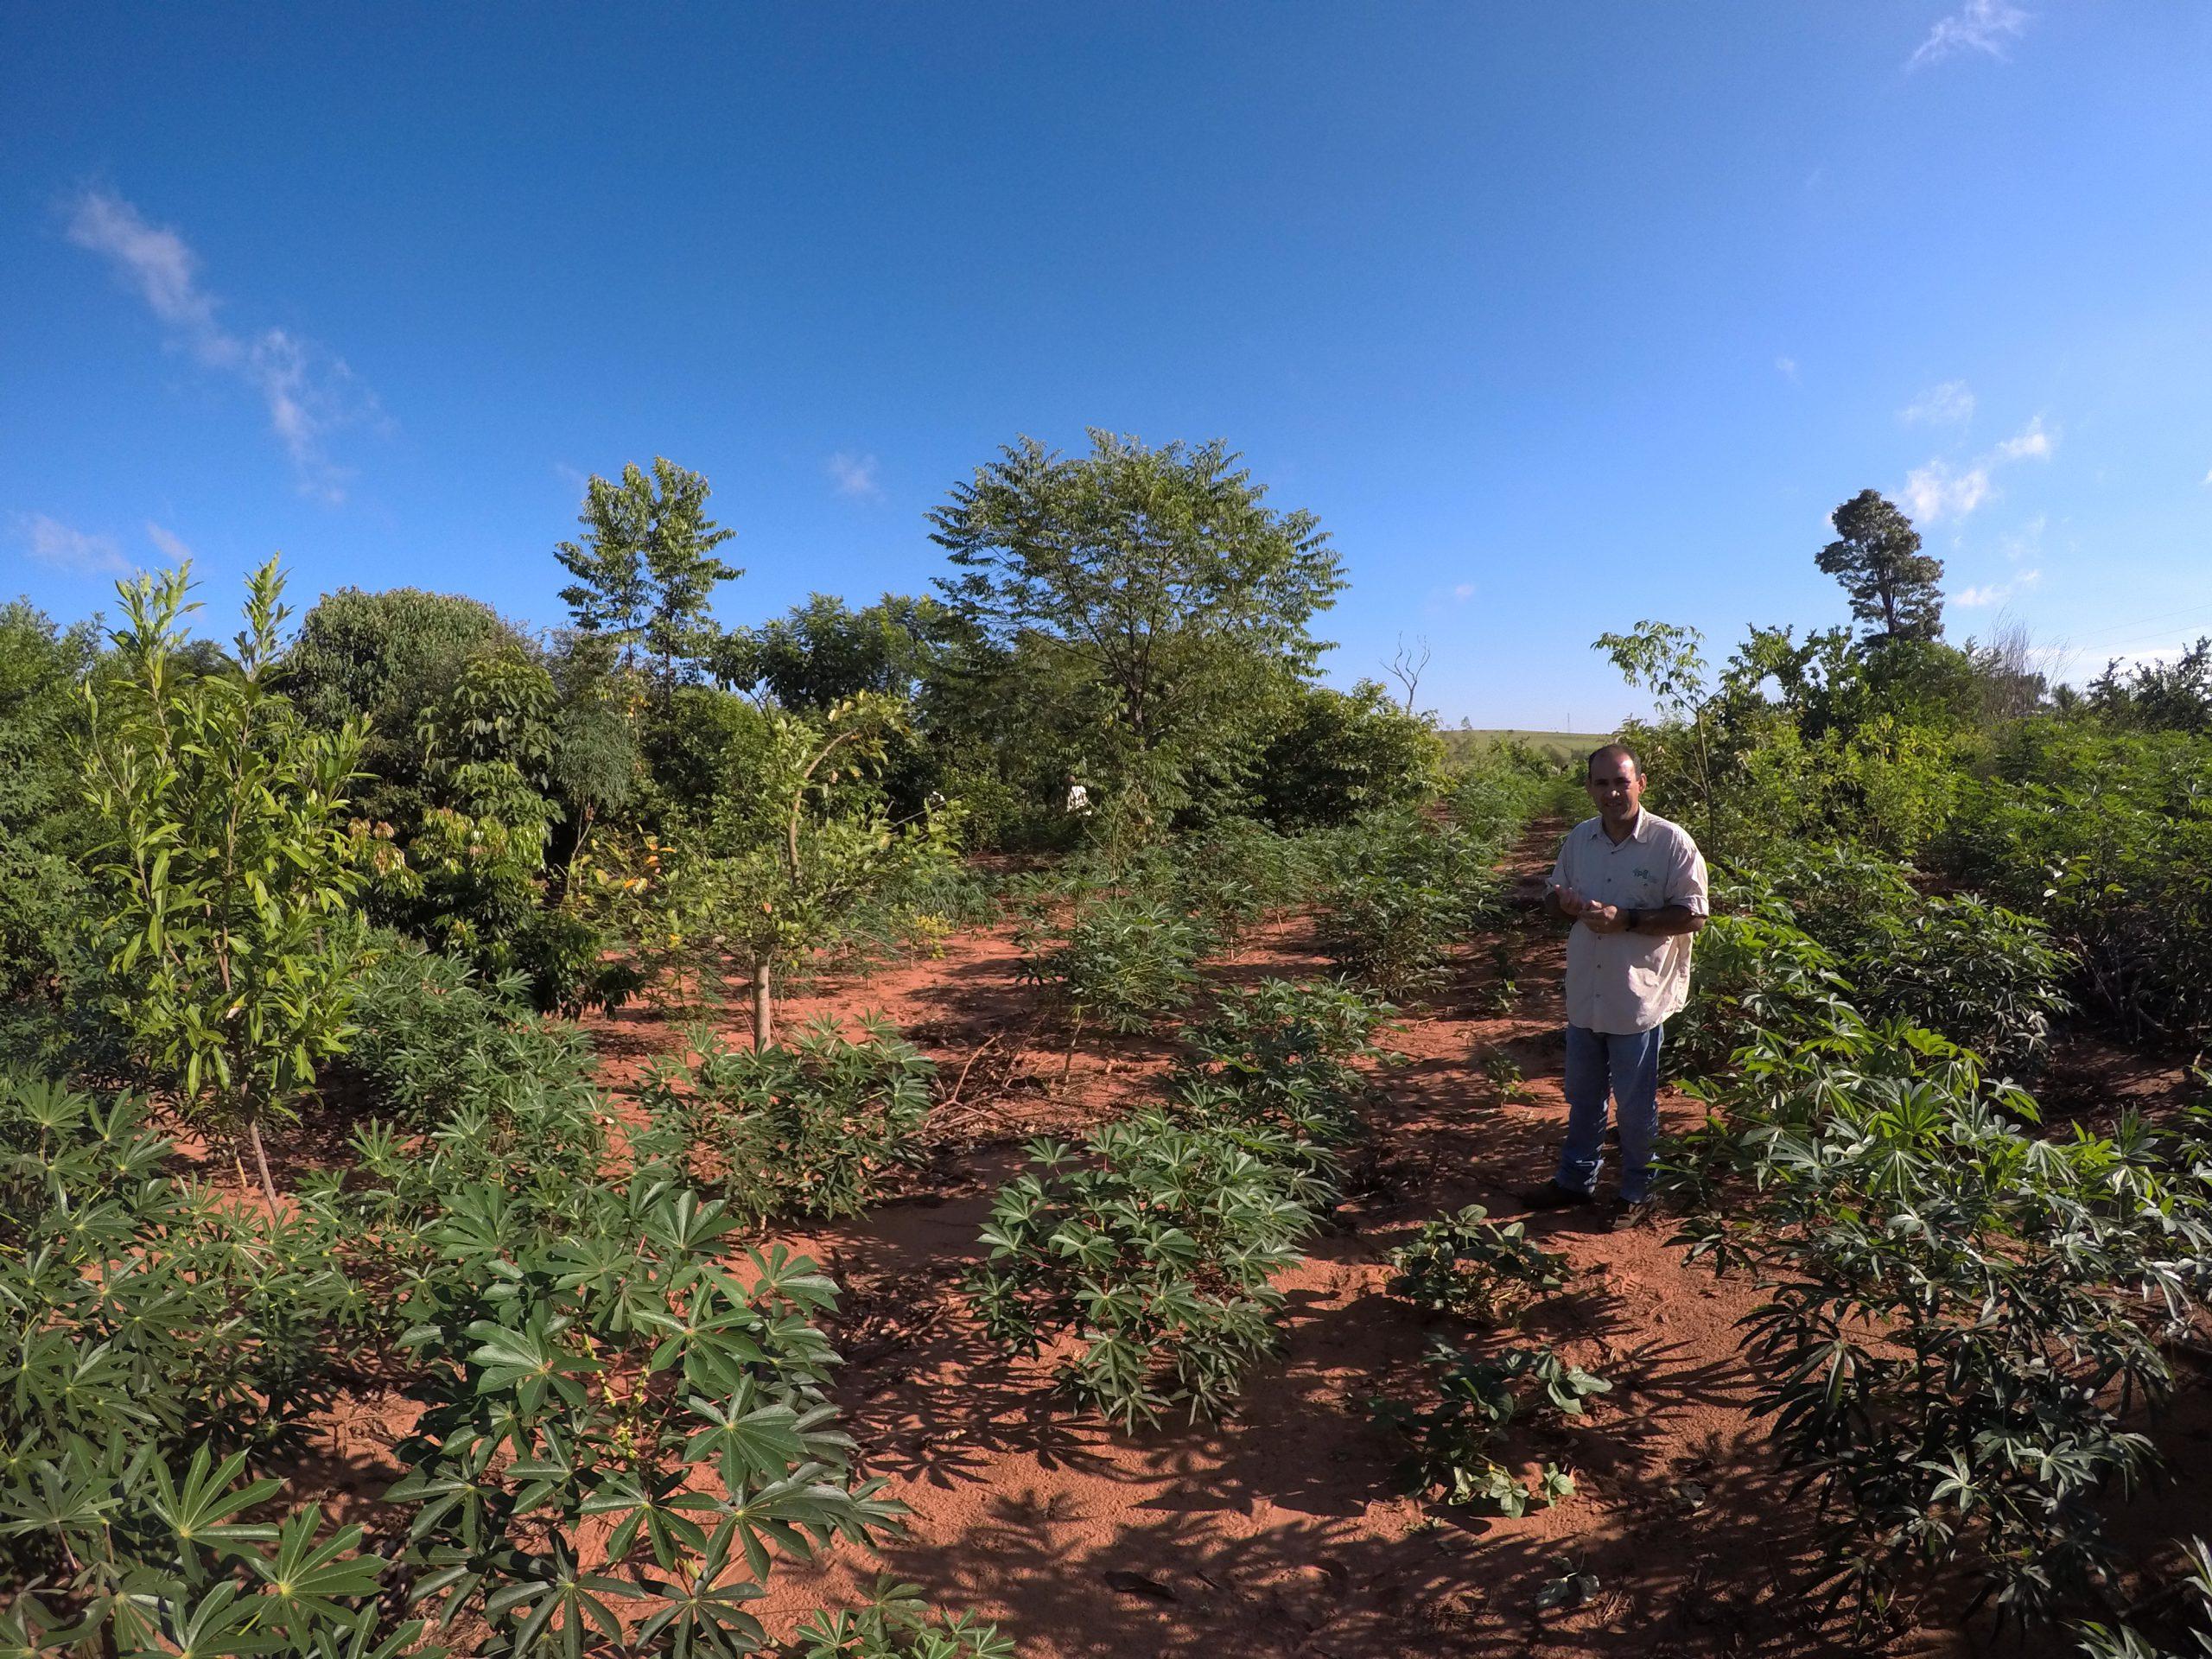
[{"xmin": 6, "ymin": 3, "xmax": 2211, "ymax": 728}]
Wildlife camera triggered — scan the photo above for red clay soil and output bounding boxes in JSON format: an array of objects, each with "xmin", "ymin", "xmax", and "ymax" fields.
[
  {"xmin": 256, "ymin": 827, "xmax": 2212, "ymax": 1658},
  {"xmin": 581, "ymin": 834, "xmax": 1962, "ymax": 1659}
]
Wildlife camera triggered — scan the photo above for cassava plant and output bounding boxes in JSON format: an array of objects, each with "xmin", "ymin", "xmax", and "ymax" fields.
[
  {"xmin": 77, "ymin": 558, "xmax": 368, "ymax": 1204},
  {"xmin": 966, "ymin": 1113, "xmax": 1329, "ymax": 1429},
  {"xmin": 1370, "ymin": 1340, "xmax": 1607, "ymax": 1516},
  {"xmin": 641, "ymin": 1013, "xmax": 936, "ymax": 1224},
  {"xmin": 1668, "ymin": 1015, "xmax": 2212, "ymax": 1635},
  {"xmin": 1385, "ymin": 1205, "xmax": 1567, "ymax": 1325}
]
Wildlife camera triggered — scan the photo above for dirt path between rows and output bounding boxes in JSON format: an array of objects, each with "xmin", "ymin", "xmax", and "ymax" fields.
[{"xmin": 580, "ymin": 827, "xmax": 1976, "ymax": 1658}]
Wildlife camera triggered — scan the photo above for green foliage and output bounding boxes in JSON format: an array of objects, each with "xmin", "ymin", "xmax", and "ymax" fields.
[
  {"xmin": 1308, "ymin": 808, "xmax": 1493, "ymax": 1001},
  {"xmin": 342, "ymin": 936, "xmax": 596, "ymax": 1128},
  {"xmin": 1667, "ymin": 1016, "xmax": 2212, "ymax": 1631},
  {"xmin": 0, "ymin": 599, "xmax": 95, "ymax": 1001},
  {"xmin": 1253, "ymin": 678, "xmax": 1442, "ymax": 829},
  {"xmin": 76, "ymin": 559, "xmax": 367, "ymax": 1199},
  {"xmin": 791, "ymin": 1580, "xmax": 1017, "ymax": 1658},
  {"xmin": 1167, "ymin": 976, "xmax": 1394, "ymax": 1176},
  {"xmin": 930, "ymin": 430, "xmax": 1343, "ymax": 819},
  {"xmin": 641, "ymin": 696, "xmax": 957, "ymax": 1042},
  {"xmin": 1385, "ymin": 1205, "xmax": 1567, "ymax": 1324},
  {"xmin": 965, "ymin": 1115, "xmax": 1327, "ymax": 1430},
  {"xmin": 726, "ymin": 593, "xmax": 941, "ymax": 712},
  {"xmin": 556, "ymin": 457, "xmax": 741, "ymax": 683},
  {"xmin": 642, "ymin": 1014, "xmax": 935, "ymax": 1224},
  {"xmin": 1685, "ymin": 849, "xmax": 2073, "ymax": 1079},
  {"xmin": 1371, "ymin": 1341, "xmax": 1606, "ymax": 1515},
  {"xmin": 1017, "ymin": 891, "xmax": 1205, "ymax": 1035},
  {"xmin": 1157, "ymin": 818, "xmax": 1312, "ymax": 960},
  {"xmin": 1938, "ymin": 723, "xmax": 2212, "ymax": 1046},
  {"xmin": 1816, "ymin": 488, "xmax": 1946, "ymax": 644}
]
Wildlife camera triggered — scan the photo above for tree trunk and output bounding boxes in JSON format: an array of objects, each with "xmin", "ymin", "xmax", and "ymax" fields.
[
  {"xmin": 751, "ymin": 960, "xmax": 774, "ymax": 1051},
  {"xmin": 245, "ymin": 1117, "xmax": 280, "ymax": 1210}
]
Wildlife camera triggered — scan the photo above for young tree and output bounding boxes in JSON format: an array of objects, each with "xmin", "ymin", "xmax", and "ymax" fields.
[
  {"xmin": 651, "ymin": 696, "xmax": 953, "ymax": 1046},
  {"xmin": 78, "ymin": 559, "xmax": 367, "ymax": 1205},
  {"xmin": 928, "ymin": 431, "xmax": 1344, "ymax": 808},
  {"xmin": 555, "ymin": 457, "xmax": 741, "ymax": 684},
  {"xmin": 1817, "ymin": 489, "xmax": 1946, "ymax": 644}
]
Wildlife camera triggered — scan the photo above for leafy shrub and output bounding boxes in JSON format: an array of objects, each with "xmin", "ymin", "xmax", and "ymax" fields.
[
  {"xmin": 966, "ymin": 1114, "xmax": 1329, "ymax": 1429},
  {"xmin": 1371, "ymin": 1341, "xmax": 1608, "ymax": 1515},
  {"xmin": 1385, "ymin": 1205, "xmax": 1567, "ymax": 1324},
  {"xmin": 77, "ymin": 559, "xmax": 369, "ymax": 1201},
  {"xmin": 1308, "ymin": 808, "xmax": 1494, "ymax": 1001},
  {"xmin": 0, "ymin": 1073, "xmax": 406, "ymax": 1654},
  {"xmin": 1167, "ymin": 977, "xmax": 1394, "ymax": 1177},
  {"xmin": 643, "ymin": 1014, "xmax": 935, "ymax": 1224},
  {"xmin": 1668, "ymin": 1019, "xmax": 2212, "ymax": 1631},
  {"xmin": 1937, "ymin": 724, "xmax": 2212, "ymax": 1046},
  {"xmin": 342, "ymin": 935, "xmax": 596, "ymax": 1128},
  {"xmin": 1859, "ymin": 893, "xmax": 2070, "ymax": 1075},
  {"xmin": 792, "ymin": 1580, "xmax": 1018, "ymax": 1658},
  {"xmin": 1670, "ymin": 910, "xmax": 1859, "ymax": 1080},
  {"xmin": 1018, "ymin": 892, "xmax": 1205, "ymax": 1034},
  {"xmin": 1162, "ymin": 818, "xmax": 1312, "ymax": 959},
  {"xmin": 1252, "ymin": 678, "xmax": 1443, "ymax": 830}
]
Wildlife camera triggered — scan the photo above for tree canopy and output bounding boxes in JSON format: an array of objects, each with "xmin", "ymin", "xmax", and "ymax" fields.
[{"xmin": 1816, "ymin": 489, "xmax": 1946, "ymax": 644}]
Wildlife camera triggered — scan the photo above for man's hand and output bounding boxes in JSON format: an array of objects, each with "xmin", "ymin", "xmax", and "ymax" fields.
[
  {"xmin": 1552, "ymin": 884, "xmax": 1590, "ymax": 917},
  {"xmin": 1581, "ymin": 902, "xmax": 1626, "ymax": 935}
]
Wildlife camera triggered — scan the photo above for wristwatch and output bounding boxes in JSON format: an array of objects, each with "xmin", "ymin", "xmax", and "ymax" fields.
[{"xmin": 1622, "ymin": 907, "xmax": 1643, "ymax": 932}]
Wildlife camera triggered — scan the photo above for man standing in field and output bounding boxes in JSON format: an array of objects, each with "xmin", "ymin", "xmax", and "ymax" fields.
[{"xmin": 1523, "ymin": 742, "xmax": 1708, "ymax": 1226}]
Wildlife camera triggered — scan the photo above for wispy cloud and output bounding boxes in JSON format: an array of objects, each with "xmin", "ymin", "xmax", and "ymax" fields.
[
  {"xmin": 1903, "ymin": 461, "xmax": 1992, "ymax": 524},
  {"xmin": 1903, "ymin": 417, "xmax": 2056, "ymax": 524},
  {"xmin": 1775, "ymin": 356, "xmax": 1799, "ymax": 382},
  {"xmin": 1452, "ymin": 582, "xmax": 1476, "ymax": 601},
  {"xmin": 66, "ymin": 189, "xmax": 375, "ymax": 504},
  {"xmin": 1993, "ymin": 416, "xmax": 2053, "ymax": 461},
  {"xmin": 1909, "ymin": 0, "xmax": 2029, "ymax": 68},
  {"xmin": 14, "ymin": 513, "xmax": 128, "ymax": 575},
  {"xmin": 144, "ymin": 521, "xmax": 193, "ymax": 562},
  {"xmin": 1901, "ymin": 380, "xmax": 1974, "ymax": 426},
  {"xmin": 825, "ymin": 450, "xmax": 882, "ymax": 500},
  {"xmin": 1955, "ymin": 569, "xmax": 2041, "ymax": 607}
]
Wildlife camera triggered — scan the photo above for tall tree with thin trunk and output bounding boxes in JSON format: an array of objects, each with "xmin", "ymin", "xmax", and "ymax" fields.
[
  {"xmin": 1817, "ymin": 489, "xmax": 1947, "ymax": 644},
  {"xmin": 79, "ymin": 558, "xmax": 367, "ymax": 1205},
  {"xmin": 555, "ymin": 458, "xmax": 741, "ymax": 685}
]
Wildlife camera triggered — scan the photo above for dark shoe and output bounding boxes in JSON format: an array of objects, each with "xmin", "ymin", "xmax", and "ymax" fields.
[
  {"xmin": 1605, "ymin": 1197, "xmax": 1657, "ymax": 1232},
  {"xmin": 1517, "ymin": 1179, "xmax": 1596, "ymax": 1212}
]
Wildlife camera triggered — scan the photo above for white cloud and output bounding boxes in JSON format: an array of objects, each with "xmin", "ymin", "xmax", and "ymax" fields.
[
  {"xmin": 1903, "ymin": 419, "xmax": 2056, "ymax": 526},
  {"xmin": 1903, "ymin": 461, "xmax": 1992, "ymax": 524},
  {"xmin": 1452, "ymin": 582, "xmax": 1476, "ymax": 601},
  {"xmin": 1955, "ymin": 569, "xmax": 2041, "ymax": 607},
  {"xmin": 1775, "ymin": 356, "xmax": 1799, "ymax": 382},
  {"xmin": 1901, "ymin": 380, "xmax": 1974, "ymax": 426},
  {"xmin": 144, "ymin": 521, "xmax": 192, "ymax": 562},
  {"xmin": 66, "ymin": 189, "xmax": 373, "ymax": 503},
  {"xmin": 1993, "ymin": 416, "xmax": 2053, "ymax": 461},
  {"xmin": 15, "ymin": 513, "xmax": 128, "ymax": 575},
  {"xmin": 1909, "ymin": 0, "xmax": 2029, "ymax": 68},
  {"xmin": 825, "ymin": 451, "xmax": 882, "ymax": 500},
  {"xmin": 2202, "ymin": 464, "xmax": 2212, "ymax": 486}
]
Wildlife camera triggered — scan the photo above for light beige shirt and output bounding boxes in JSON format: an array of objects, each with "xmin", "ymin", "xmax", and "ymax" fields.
[{"xmin": 1546, "ymin": 810, "xmax": 1710, "ymax": 1035}]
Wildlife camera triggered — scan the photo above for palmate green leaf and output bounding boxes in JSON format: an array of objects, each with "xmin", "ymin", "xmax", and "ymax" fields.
[
  {"xmin": 633, "ymin": 1524, "xmax": 770, "ymax": 1658},
  {"xmin": 480, "ymin": 1535, "xmax": 631, "ymax": 1659},
  {"xmin": 146, "ymin": 1445, "xmax": 283, "ymax": 1554},
  {"xmin": 247, "ymin": 1505, "xmax": 385, "ymax": 1630}
]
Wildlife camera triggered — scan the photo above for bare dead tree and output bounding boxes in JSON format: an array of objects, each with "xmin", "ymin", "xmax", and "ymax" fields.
[{"xmin": 1384, "ymin": 632, "xmax": 1433, "ymax": 713}]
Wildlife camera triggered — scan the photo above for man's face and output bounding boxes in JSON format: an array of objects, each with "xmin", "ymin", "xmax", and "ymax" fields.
[{"xmin": 1586, "ymin": 754, "xmax": 1643, "ymax": 823}]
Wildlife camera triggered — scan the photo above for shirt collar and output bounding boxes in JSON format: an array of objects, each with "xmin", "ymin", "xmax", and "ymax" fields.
[{"xmin": 1592, "ymin": 809, "xmax": 1651, "ymax": 846}]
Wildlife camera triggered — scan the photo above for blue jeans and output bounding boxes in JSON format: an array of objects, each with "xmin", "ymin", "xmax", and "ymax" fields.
[{"xmin": 1555, "ymin": 1023, "xmax": 1663, "ymax": 1204}]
